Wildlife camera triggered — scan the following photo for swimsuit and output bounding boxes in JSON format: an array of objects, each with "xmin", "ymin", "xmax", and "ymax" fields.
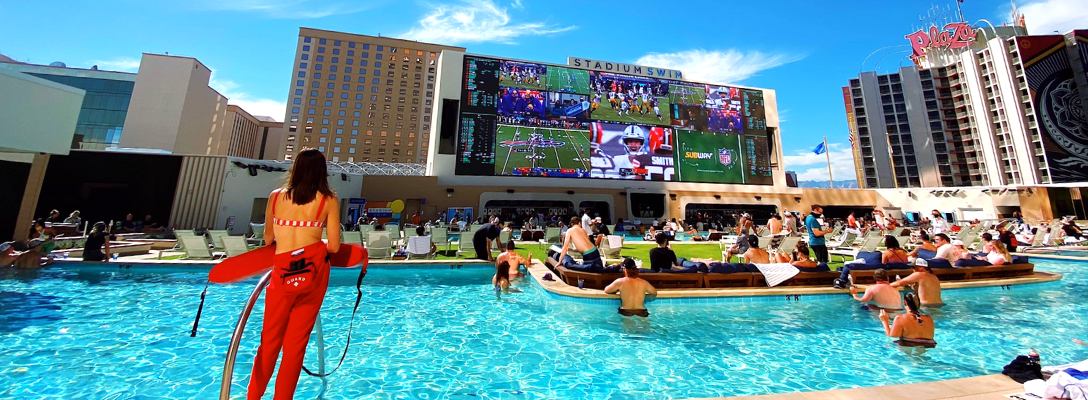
[
  {"xmin": 248, "ymin": 193, "xmax": 330, "ymax": 400},
  {"xmin": 894, "ymin": 337, "xmax": 937, "ymax": 348},
  {"xmin": 555, "ymin": 247, "xmax": 604, "ymax": 272},
  {"xmin": 618, "ymin": 308, "xmax": 650, "ymax": 317}
]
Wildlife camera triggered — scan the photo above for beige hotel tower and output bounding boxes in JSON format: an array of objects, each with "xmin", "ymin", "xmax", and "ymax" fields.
[{"xmin": 281, "ymin": 28, "xmax": 464, "ymax": 163}]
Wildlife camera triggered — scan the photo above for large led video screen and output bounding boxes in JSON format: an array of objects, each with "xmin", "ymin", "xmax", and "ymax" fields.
[{"xmin": 456, "ymin": 55, "xmax": 773, "ymax": 185}]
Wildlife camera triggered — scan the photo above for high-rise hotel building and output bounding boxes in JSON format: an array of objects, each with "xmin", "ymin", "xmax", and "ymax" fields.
[
  {"xmin": 281, "ymin": 28, "xmax": 465, "ymax": 163},
  {"xmin": 844, "ymin": 27, "xmax": 1088, "ymax": 188}
]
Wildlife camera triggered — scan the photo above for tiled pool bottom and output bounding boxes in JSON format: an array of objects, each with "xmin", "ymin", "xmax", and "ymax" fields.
[{"xmin": 1, "ymin": 260, "xmax": 1087, "ymax": 399}]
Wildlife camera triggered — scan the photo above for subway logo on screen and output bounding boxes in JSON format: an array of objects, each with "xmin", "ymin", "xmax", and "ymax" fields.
[{"xmin": 674, "ymin": 130, "xmax": 744, "ymax": 184}]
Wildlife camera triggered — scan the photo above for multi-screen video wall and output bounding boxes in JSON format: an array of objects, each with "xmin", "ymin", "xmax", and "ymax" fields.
[{"xmin": 456, "ymin": 56, "xmax": 774, "ymax": 185}]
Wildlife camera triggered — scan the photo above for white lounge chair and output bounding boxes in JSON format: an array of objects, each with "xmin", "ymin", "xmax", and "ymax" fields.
[
  {"xmin": 222, "ymin": 236, "xmax": 251, "ymax": 258},
  {"xmin": 207, "ymin": 230, "xmax": 230, "ymax": 249},
  {"xmin": 601, "ymin": 235, "xmax": 624, "ymax": 260},
  {"xmin": 180, "ymin": 236, "xmax": 224, "ymax": 260},
  {"xmin": 541, "ymin": 227, "xmax": 562, "ymax": 245},
  {"xmin": 456, "ymin": 234, "xmax": 475, "ymax": 257},
  {"xmin": 248, "ymin": 223, "xmax": 265, "ymax": 246},
  {"xmin": 407, "ymin": 236, "xmax": 436, "ymax": 259},
  {"xmin": 342, "ymin": 231, "xmax": 363, "ymax": 245},
  {"xmin": 828, "ymin": 236, "xmax": 883, "ymax": 263},
  {"xmin": 366, "ymin": 232, "xmax": 392, "ymax": 259},
  {"xmin": 431, "ymin": 227, "xmax": 451, "ymax": 254}
]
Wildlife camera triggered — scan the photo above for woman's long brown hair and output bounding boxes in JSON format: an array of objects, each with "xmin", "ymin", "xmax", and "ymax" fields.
[{"xmin": 284, "ymin": 148, "xmax": 335, "ymax": 205}]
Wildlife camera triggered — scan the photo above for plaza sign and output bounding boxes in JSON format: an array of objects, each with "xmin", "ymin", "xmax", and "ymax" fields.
[{"xmin": 905, "ymin": 22, "xmax": 977, "ymax": 61}]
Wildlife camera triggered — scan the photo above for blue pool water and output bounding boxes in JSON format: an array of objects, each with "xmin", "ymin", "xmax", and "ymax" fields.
[{"xmin": 1, "ymin": 260, "xmax": 1086, "ymax": 399}]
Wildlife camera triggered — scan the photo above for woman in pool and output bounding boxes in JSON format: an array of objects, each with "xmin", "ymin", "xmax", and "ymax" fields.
[
  {"xmin": 493, "ymin": 260, "xmax": 512, "ymax": 292},
  {"xmin": 248, "ymin": 148, "xmax": 341, "ymax": 400},
  {"xmin": 879, "ymin": 293, "xmax": 936, "ymax": 351}
]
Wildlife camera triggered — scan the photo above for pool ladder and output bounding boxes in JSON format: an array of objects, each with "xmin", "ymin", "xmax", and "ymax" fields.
[{"xmin": 218, "ymin": 272, "xmax": 331, "ymax": 400}]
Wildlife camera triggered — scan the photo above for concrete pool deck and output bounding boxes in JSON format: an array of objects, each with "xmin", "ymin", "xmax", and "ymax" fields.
[{"xmin": 694, "ymin": 374, "xmax": 1025, "ymax": 400}]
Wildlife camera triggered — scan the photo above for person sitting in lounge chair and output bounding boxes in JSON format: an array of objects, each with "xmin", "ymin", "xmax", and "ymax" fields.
[
  {"xmin": 407, "ymin": 226, "xmax": 437, "ymax": 257},
  {"xmin": 741, "ymin": 235, "xmax": 770, "ymax": 264},
  {"xmin": 788, "ymin": 241, "xmax": 818, "ymax": 269},
  {"xmin": 551, "ymin": 217, "xmax": 603, "ymax": 271},
  {"xmin": 648, "ymin": 232, "xmax": 681, "ymax": 272},
  {"xmin": 882, "ymin": 235, "xmax": 909, "ymax": 264},
  {"xmin": 604, "ymin": 258, "xmax": 657, "ymax": 317},
  {"xmin": 974, "ymin": 240, "xmax": 1011, "ymax": 265},
  {"xmin": 849, "ymin": 269, "xmax": 904, "ymax": 311},
  {"xmin": 908, "ymin": 231, "xmax": 938, "ymax": 260}
]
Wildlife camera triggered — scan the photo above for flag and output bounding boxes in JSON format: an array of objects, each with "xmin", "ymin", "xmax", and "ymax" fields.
[
  {"xmin": 849, "ymin": 132, "xmax": 856, "ymax": 150},
  {"xmin": 813, "ymin": 142, "xmax": 826, "ymax": 155}
]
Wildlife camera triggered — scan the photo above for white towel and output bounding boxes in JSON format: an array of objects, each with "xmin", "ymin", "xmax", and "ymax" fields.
[{"xmin": 753, "ymin": 263, "xmax": 801, "ymax": 287}]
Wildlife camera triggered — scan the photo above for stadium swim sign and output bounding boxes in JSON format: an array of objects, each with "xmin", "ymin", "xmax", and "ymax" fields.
[{"xmin": 567, "ymin": 57, "xmax": 685, "ymax": 79}]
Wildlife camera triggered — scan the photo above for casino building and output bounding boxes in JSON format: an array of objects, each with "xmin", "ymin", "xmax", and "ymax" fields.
[{"xmin": 844, "ymin": 23, "xmax": 1088, "ymax": 189}]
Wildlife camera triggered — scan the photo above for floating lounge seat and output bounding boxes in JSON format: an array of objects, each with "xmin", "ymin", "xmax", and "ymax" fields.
[{"xmin": 543, "ymin": 255, "xmax": 1035, "ymax": 290}]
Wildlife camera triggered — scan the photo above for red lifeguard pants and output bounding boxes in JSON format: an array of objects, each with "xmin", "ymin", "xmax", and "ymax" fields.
[{"xmin": 248, "ymin": 243, "xmax": 329, "ymax": 400}]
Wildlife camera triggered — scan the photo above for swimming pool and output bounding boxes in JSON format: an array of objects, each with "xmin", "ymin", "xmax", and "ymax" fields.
[{"xmin": 1, "ymin": 260, "xmax": 1086, "ymax": 399}]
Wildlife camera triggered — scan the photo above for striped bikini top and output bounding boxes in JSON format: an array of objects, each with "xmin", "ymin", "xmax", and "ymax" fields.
[{"xmin": 271, "ymin": 190, "xmax": 327, "ymax": 228}]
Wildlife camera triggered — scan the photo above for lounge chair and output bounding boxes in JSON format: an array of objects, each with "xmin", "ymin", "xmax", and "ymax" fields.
[
  {"xmin": 222, "ymin": 236, "xmax": 251, "ymax": 258},
  {"xmin": 828, "ymin": 235, "xmax": 883, "ymax": 263},
  {"xmin": 407, "ymin": 235, "xmax": 436, "ymax": 259},
  {"xmin": 207, "ymin": 230, "xmax": 230, "ymax": 249},
  {"xmin": 456, "ymin": 234, "xmax": 475, "ymax": 257},
  {"xmin": 825, "ymin": 231, "xmax": 857, "ymax": 249},
  {"xmin": 774, "ymin": 236, "xmax": 800, "ymax": 253},
  {"xmin": 248, "ymin": 223, "xmax": 265, "ymax": 246},
  {"xmin": 179, "ymin": 236, "xmax": 224, "ymax": 260},
  {"xmin": 342, "ymin": 231, "xmax": 363, "ymax": 245},
  {"xmin": 494, "ymin": 231, "xmax": 512, "ymax": 253},
  {"xmin": 431, "ymin": 227, "xmax": 452, "ymax": 253},
  {"xmin": 366, "ymin": 232, "xmax": 392, "ymax": 259},
  {"xmin": 542, "ymin": 227, "xmax": 562, "ymax": 245},
  {"xmin": 600, "ymin": 235, "xmax": 624, "ymax": 261}
]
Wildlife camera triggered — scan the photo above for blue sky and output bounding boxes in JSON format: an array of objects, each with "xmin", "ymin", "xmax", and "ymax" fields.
[{"xmin": 1, "ymin": 0, "xmax": 1084, "ymax": 179}]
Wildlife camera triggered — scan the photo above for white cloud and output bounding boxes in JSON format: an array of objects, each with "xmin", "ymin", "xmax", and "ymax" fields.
[
  {"xmin": 510, "ymin": 0, "xmax": 523, "ymax": 9},
  {"xmin": 209, "ymin": 74, "xmax": 286, "ymax": 121},
  {"xmin": 400, "ymin": 0, "xmax": 575, "ymax": 45},
  {"xmin": 634, "ymin": 49, "xmax": 805, "ymax": 83},
  {"xmin": 89, "ymin": 57, "xmax": 142, "ymax": 72},
  {"xmin": 783, "ymin": 143, "xmax": 858, "ymax": 182},
  {"xmin": 1016, "ymin": 0, "xmax": 1088, "ymax": 34},
  {"xmin": 200, "ymin": 0, "xmax": 373, "ymax": 19}
]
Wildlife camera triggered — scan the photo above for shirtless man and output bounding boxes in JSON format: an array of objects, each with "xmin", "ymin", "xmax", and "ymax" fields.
[
  {"xmin": 554, "ymin": 216, "xmax": 604, "ymax": 271},
  {"xmin": 890, "ymin": 264, "xmax": 942, "ymax": 306},
  {"xmin": 495, "ymin": 240, "xmax": 531, "ymax": 278},
  {"xmin": 849, "ymin": 269, "xmax": 904, "ymax": 311},
  {"xmin": 741, "ymin": 235, "xmax": 771, "ymax": 264},
  {"xmin": 908, "ymin": 231, "xmax": 938, "ymax": 259},
  {"xmin": 766, "ymin": 215, "xmax": 783, "ymax": 236},
  {"xmin": 604, "ymin": 259, "xmax": 657, "ymax": 317}
]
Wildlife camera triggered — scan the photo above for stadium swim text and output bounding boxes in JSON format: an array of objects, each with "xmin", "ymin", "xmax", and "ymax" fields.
[{"xmin": 567, "ymin": 57, "xmax": 684, "ymax": 80}]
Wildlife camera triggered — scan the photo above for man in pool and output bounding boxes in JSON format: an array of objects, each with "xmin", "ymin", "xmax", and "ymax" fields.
[
  {"xmin": 495, "ymin": 240, "xmax": 531, "ymax": 278},
  {"xmin": 553, "ymin": 216, "xmax": 604, "ymax": 271},
  {"xmin": 890, "ymin": 264, "xmax": 943, "ymax": 306},
  {"xmin": 604, "ymin": 258, "xmax": 657, "ymax": 317},
  {"xmin": 849, "ymin": 269, "xmax": 903, "ymax": 311}
]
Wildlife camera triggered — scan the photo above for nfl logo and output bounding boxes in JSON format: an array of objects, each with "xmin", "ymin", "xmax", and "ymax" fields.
[{"xmin": 719, "ymin": 148, "xmax": 734, "ymax": 166}]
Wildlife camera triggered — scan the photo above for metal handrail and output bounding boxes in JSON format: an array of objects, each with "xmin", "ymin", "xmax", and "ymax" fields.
[{"xmin": 219, "ymin": 271, "xmax": 272, "ymax": 400}]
